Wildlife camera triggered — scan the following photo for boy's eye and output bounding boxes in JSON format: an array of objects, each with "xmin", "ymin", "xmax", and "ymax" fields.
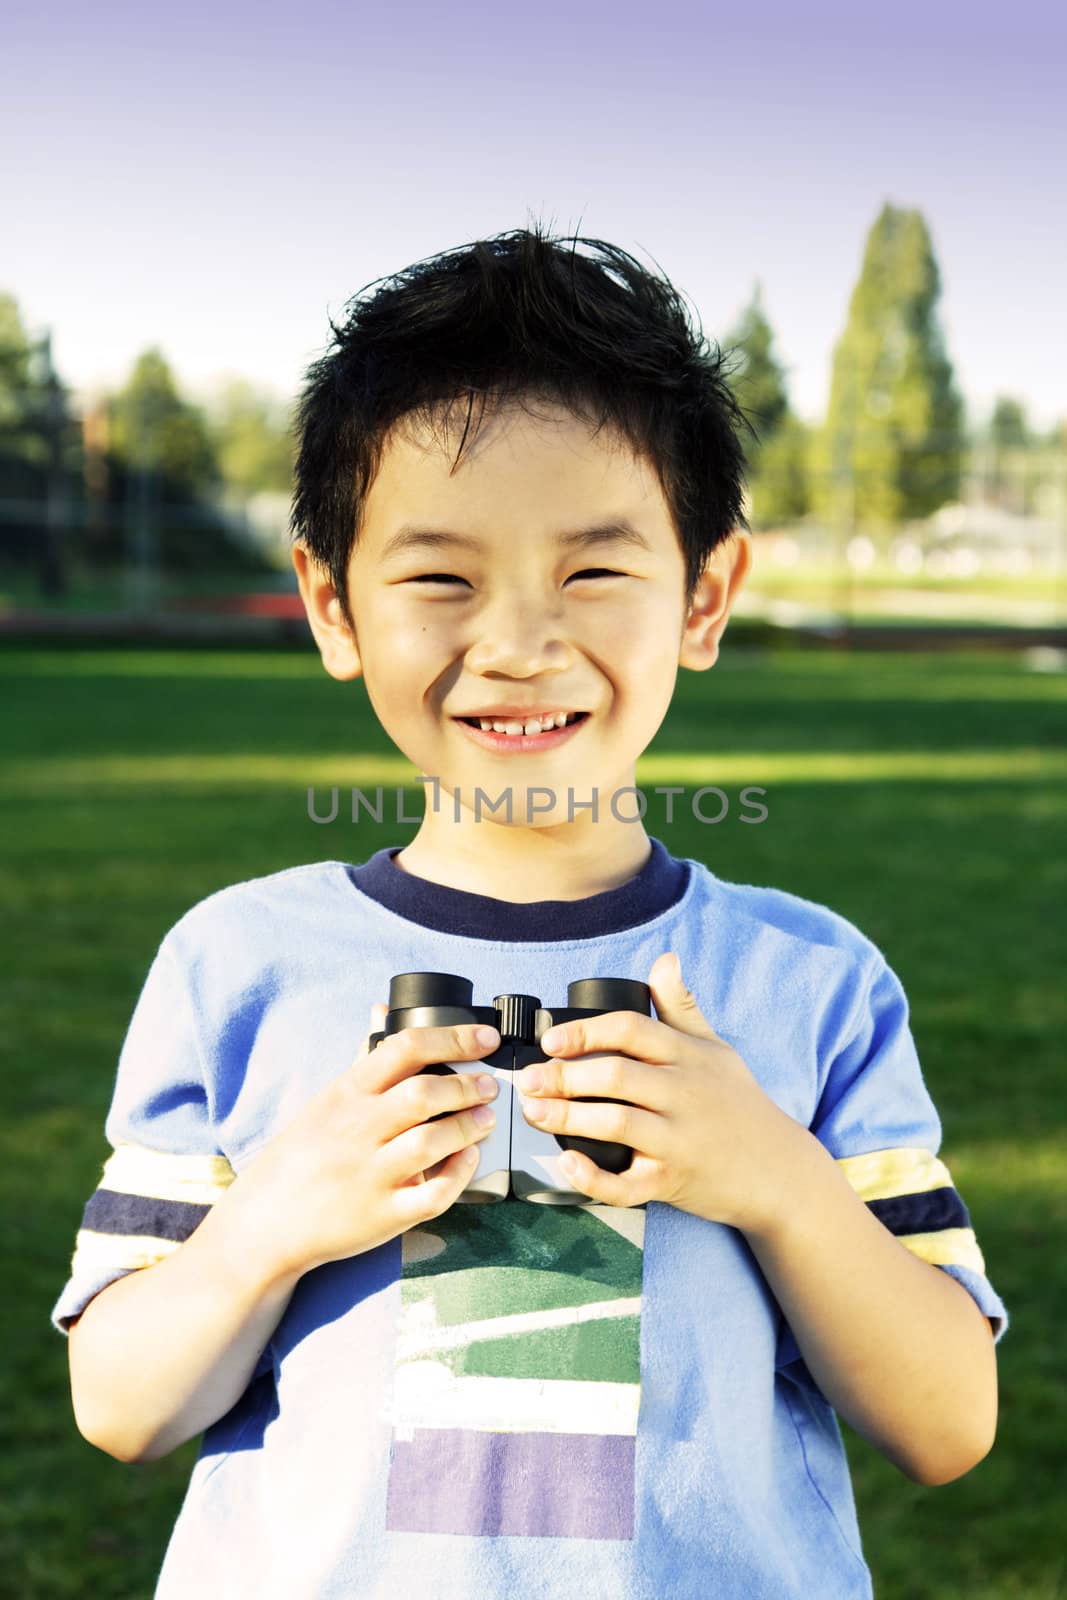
[{"xmin": 405, "ymin": 569, "xmax": 624, "ymax": 586}]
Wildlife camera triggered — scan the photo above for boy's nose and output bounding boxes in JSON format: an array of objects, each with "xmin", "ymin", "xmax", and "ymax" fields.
[
  {"xmin": 465, "ymin": 604, "xmax": 570, "ymax": 677},
  {"xmin": 463, "ymin": 588, "xmax": 572, "ymax": 662}
]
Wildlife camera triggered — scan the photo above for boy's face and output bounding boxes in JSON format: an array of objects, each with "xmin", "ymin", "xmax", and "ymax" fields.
[{"xmin": 294, "ymin": 397, "xmax": 749, "ymax": 842}]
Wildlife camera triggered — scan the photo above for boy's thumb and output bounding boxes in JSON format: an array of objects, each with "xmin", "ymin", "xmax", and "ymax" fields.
[{"xmin": 647, "ymin": 952, "xmax": 719, "ymax": 1040}]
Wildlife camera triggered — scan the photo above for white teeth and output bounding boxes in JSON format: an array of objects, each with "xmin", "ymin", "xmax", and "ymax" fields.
[{"xmin": 475, "ymin": 713, "xmax": 578, "ymax": 735}]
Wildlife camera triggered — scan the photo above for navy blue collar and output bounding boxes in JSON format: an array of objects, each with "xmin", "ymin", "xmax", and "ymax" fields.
[{"xmin": 347, "ymin": 835, "xmax": 690, "ymax": 940}]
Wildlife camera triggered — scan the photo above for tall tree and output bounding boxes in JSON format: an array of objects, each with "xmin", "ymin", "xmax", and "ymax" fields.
[
  {"xmin": 109, "ymin": 348, "xmax": 220, "ymax": 493},
  {"xmin": 990, "ymin": 396, "xmax": 1029, "ymax": 452},
  {"xmin": 987, "ymin": 395, "xmax": 1035, "ymax": 513},
  {"xmin": 204, "ymin": 377, "xmax": 295, "ymax": 496},
  {"xmin": 0, "ymin": 292, "xmax": 58, "ymax": 468},
  {"xmin": 725, "ymin": 283, "xmax": 809, "ymax": 526},
  {"xmin": 814, "ymin": 203, "xmax": 963, "ymax": 528},
  {"xmin": 0, "ymin": 298, "xmax": 77, "ymax": 594},
  {"xmin": 0, "ymin": 293, "xmax": 34, "ymax": 442},
  {"xmin": 726, "ymin": 282, "xmax": 789, "ymax": 465}
]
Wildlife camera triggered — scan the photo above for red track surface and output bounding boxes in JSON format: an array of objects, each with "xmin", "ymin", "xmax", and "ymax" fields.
[{"xmin": 168, "ymin": 593, "xmax": 307, "ymax": 617}]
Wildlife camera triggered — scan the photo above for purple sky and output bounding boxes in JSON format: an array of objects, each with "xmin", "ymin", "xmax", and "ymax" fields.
[{"xmin": 3, "ymin": 0, "xmax": 1064, "ymax": 426}]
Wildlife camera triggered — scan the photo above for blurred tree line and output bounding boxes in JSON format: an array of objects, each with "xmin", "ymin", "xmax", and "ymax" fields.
[
  {"xmin": 0, "ymin": 298, "xmax": 296, "ymax": 598},
  {"xmin": 3, "ymin": 199, "xmax": 1065, "ymax": 602}
]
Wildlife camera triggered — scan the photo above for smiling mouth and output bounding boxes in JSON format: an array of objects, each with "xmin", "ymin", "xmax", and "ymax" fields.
[
  {"xmin": 451, "ymin": 710, "xmax": 592, "ymax": 750},
  {"xmin": 455, "ymin": 711, "xmax": 590, "ymax": 736}
]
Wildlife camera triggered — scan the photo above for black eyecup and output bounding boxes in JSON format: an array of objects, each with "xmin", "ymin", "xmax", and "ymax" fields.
[
  {"xmin": 567, "ymin": 978, "xmax": 652, "ymax": 1013},
  {"xmin": 388, "ymin": 972, "xmax": 473, "ymax": 1009}
]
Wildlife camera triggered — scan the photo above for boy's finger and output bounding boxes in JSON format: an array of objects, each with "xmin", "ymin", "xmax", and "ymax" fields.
[
  {"xmin": 364, "ymin": 1021, "xmax": 500, "ymax": 1090},
  {"xmin": 359, "ymin": 1002, "xmax": 425, "ymax": 1186}
]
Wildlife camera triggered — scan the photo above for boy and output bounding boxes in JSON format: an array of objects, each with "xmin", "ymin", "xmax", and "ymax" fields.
[{"xmin": 53, "ymin": 226, "xmax": 1008, "ymax": 1599}]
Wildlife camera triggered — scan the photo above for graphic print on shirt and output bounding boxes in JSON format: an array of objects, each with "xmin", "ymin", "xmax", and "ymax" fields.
[{"xmin": 384, "ymin": 1200, "xmax": 645, "ymax": 1540}]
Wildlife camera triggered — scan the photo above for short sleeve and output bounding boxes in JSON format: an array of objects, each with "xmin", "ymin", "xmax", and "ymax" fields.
[
  {"xmin": 50, "ymin": 931, "xmax": 272, "ymax": 1380},
  {"xmin": 776, "ymin": 954, "xmax": 1009, "ymax": 1374}
]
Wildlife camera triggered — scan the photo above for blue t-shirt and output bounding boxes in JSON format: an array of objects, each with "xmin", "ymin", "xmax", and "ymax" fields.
[{"xmin": 52, "ymin": 838, "xmax": 1009, "ymax": 1599}]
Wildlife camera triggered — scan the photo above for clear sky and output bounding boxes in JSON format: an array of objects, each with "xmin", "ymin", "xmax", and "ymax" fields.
[{"xmin": 4, "ymin": 0, "xmax": 1064, "ymax": 427}]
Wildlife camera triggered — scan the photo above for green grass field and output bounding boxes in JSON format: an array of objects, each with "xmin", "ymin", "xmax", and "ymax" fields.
[{"xmin": 1, "ymin": 642, "xmax": 1063, "ymax": 1599}]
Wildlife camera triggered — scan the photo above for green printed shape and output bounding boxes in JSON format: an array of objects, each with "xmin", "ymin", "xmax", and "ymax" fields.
[
  {"xmin": 401, "ymin": 1202, "xmax": 643, "ymax": 1326},
  {"xmin": 457, "ymin": 1314, "xmax": 641, "ymax": 1383}
]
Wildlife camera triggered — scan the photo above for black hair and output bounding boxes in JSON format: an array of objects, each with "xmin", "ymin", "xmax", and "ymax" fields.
[{"xmin": 289, "ymin": 222, "xmax": 752, "ymax": 631}]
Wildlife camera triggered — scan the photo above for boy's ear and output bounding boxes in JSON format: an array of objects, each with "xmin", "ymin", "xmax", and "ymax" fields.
[
  {"xmin": 678, "ymin": 530, "xmax": 752, "ymax": 672},
  {"xmin": 291, "ymin": 543, "xmax": 364, "ymax": 682}
]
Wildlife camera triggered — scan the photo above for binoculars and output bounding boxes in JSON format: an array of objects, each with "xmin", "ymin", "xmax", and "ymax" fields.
[{"xmin": 369, "ymin": 971, "xmax": 654, "ymax": 1204}]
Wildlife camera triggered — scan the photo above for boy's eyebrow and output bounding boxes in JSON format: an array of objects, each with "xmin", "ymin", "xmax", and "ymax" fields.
[{"xmin": 378, "ymin": 519, "xmax": 655, "ymax": 562}]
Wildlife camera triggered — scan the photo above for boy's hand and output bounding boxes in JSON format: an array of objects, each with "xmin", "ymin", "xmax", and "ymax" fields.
[
  {"xmin": 516, "ymin": 952, "xmax": 803, "ymax": 1232},
  {"xmin": 237, "ymin": 1006, "xmax": 502, "ymax": 1280}
]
